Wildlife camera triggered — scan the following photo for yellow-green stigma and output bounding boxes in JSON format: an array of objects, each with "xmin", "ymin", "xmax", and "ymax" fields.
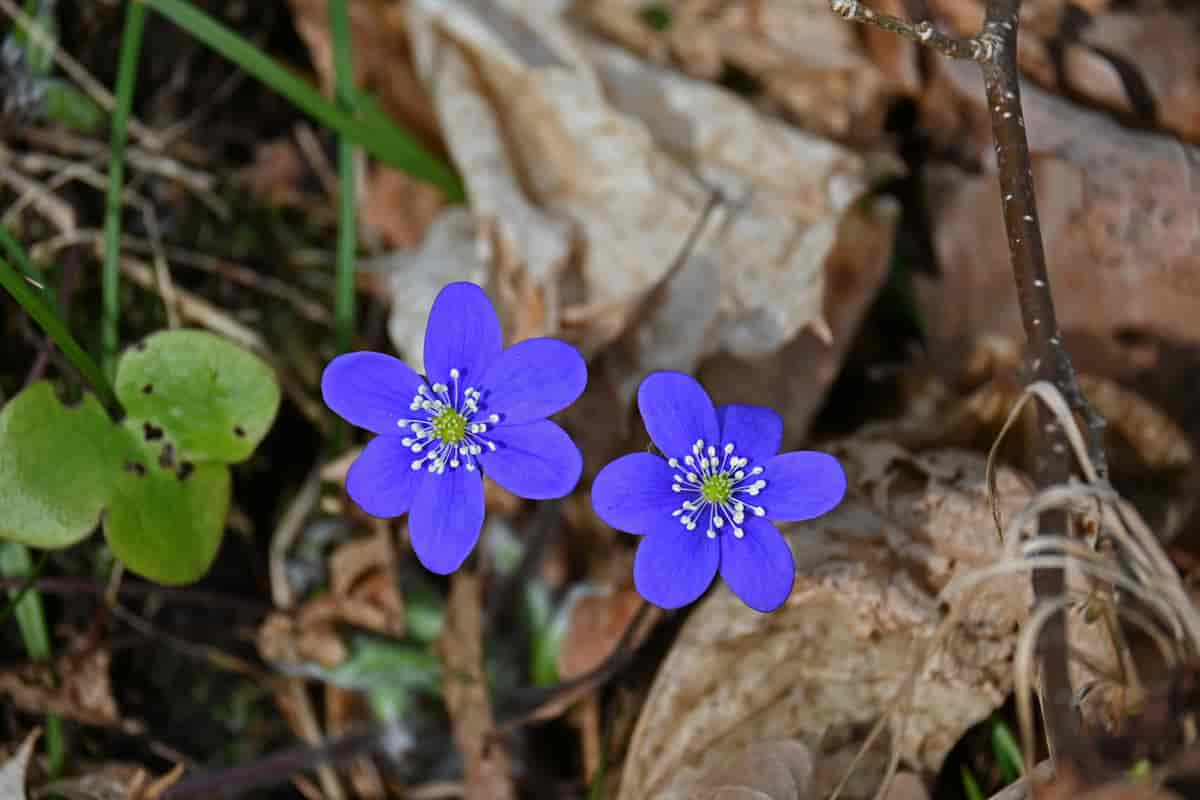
[
  {"xmin": 701, "ymin": 474, "xmax": 733, "ymax": 504},
  {"xmin": 431, "ymin": 407, "xmax": 468, "ymax": 445}
]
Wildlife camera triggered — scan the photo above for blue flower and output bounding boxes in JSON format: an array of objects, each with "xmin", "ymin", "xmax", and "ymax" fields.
[
  {"xmin": 591, "ymin": 372, "xmax": 846, "ymax": 612},
  {"xmin": 322, "ymin": 282, "xmax": 587, "ymax": 574}
]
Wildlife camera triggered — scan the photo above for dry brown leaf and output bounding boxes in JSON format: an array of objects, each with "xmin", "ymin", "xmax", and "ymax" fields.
[
  {"xmin": 259, "ymin": 528, "xmax": 405, "ymax": 670},
  {"xmin": 690, "ymin": 740, "xmax": 814, "ymax": 800},
  {"xmin": 286, "ymin": 0, "xmax": 447, "ymax": 246},
  {"xmin": 927, "ymin": 0, "xmax": 1200, "ymax": 143},
  {"xmin": 34, "ymin": 761, "xmax": 185, "ymax": 800},
  {"xmin": 617, "ymin": 440, "xmax": 1114, "ymax": 800},
  {"xmin": 920, "ymin": 60, "xmax": 1200, "ymax": 366},
  {"xmin": 558, "ymin": 580, "xmax": 646, "ymax": 681},
  {"xmin": 580, "ymin": 0, "xmax": 894, "ymax": 142},
  {"xmin": 0, "ymin": 648, "xmax": 124, "ymax": 731},
  {"xmin": 362, "ymin": 167, "xmax": 446, "ymax": 250},
  {"xmin": 438, "ymin": 572, "xmax": 515, "ymax": 800},
  {"xmin": 369, "ymin": 208, "xmax": 488, "ymax": 373},
  {"xmin": 398, "ymin": 0, "xmax": 880, "ymax": 388},
  {"xmin": 697, "ymin": 201, "xmax": 899, "ymax": 445}
]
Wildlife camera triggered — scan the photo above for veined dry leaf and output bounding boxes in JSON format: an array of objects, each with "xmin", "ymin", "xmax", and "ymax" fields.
[
  {"xmin": 400, "ymin": 0, "xmax": 879, "ymax": 384},
  {"xmin": 617, "ymin": 440, "xmax": 1115, "ymax": 800}
]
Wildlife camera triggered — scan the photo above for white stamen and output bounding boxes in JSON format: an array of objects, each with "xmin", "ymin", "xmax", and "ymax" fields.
[{"xmin": 664, "ymin": 438, "xmax": 769, "ymax": 542}]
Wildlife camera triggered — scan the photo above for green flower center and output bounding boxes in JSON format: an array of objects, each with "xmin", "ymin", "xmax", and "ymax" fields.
[
  {"xmin": 700, "ymin": 473, "xmax": 733, "ymax": 504},
  {"xmin": 431, "ymin": 407, "xmax": 468, "ymax": 445}
]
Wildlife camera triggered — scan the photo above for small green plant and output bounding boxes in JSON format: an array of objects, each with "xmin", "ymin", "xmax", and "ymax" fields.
[{"xmin": 0, "ymin": 329, "xmax": 280, "ymax": 584}]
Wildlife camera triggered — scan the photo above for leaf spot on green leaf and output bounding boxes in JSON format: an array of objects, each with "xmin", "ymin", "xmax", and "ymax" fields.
[
  {"xmin": 141, "ymin": 384, "xmax": 153, "ymax": 395},
  {"xmin": 176, "ymin": 461, "xmax": 195, "ymax": 482},
  {"xmin": 124, "ymin": 460, "xmax": 146, "ymax": 477},
  {"xmin": 158, "ymin": 443, "xmax": 176, "ymax": 470},
  {"xmin": 142, "ymin": 422, "xmax": 164, "ymax": 441},
  {"xmin": 233, "ymin": 425, "xmax": 246, "ymax": 438}
]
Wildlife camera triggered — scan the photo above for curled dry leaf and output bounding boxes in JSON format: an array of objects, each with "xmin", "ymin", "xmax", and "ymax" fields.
[
  {"xmin": 258, "ymin": 529, "xmax": 404, "ymax": 669},
  {"xmin": 617, "ymin": 440, "xmax": 1115, "ymax": 800},
  {"xmin": 0, "ymin": 648, "xmax": 126, "ymax": 731},
  {"xmin": 578, "ymin": 0, "xmax": 895, "ymax": 142},
  {"xmin": 398, "ymin": 0, "xmax": 881, "ymax": 398}
]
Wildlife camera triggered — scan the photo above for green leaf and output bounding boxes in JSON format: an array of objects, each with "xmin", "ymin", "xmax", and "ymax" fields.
[
  {"xmin": 328, "ymin": 637, "xmax": 442, "ymax": 720},
  {"xmin": 104, "ymin": 421, "xmax": 230, "ymax": 585},
  {"xmin": 0, "ymin": 383, "xmax": 121, "ymax": 548},
  {"xmin": 41, "ymin": 79, "xmax": 106, "ymax": 133},
  {"xmin": 115, "ymin": 330, "xmax": 280, "ymax": 463}
]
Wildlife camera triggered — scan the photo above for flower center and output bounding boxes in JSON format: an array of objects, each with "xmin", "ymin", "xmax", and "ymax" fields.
[
  {"xmin": 700, "ymin": 474, "xmax": 732, "ymax": 504},
  {"xmin": 396, "ymin": 368, "xmax": 499, "ymax": 475},
  {"xmin": 431, "ymin": 407, "xmax": 468, "ymax": 445},
  {"xmin": 669, "ymin": 439, "xmax": 768, "ymax": 540}
]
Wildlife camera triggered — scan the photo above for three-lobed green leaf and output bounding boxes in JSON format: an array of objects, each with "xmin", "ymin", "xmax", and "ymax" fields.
[{"xmin": 0, "ymin": 330, "xmax": 279, "ymax": 584}]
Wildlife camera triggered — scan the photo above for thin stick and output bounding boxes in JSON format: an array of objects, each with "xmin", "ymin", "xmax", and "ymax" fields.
[{"xmin": 829, "ymin": 0, "xmax": 1110, "ymax": 776}]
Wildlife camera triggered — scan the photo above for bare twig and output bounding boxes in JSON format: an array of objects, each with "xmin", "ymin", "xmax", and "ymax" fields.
[{"xmin": 830, "ymin": 0, "xmax": 1110, "ymax": 779}]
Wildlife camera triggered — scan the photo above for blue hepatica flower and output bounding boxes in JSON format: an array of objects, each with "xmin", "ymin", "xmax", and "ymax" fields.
[
  {"xmin": 591, "ymin": 372, "xmax": 846, "ymax": 613},
  {"xmin": 322, "ymin": 282, "xmax": 586, "ymax": 574}
]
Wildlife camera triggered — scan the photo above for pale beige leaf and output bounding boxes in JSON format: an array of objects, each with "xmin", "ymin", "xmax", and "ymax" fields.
[
  {"xmin": 369, "ymin": 208, "xmax": 488, "ymax": 373},
  {"xmin": 617, "ymin": 441, "xmax": 1113, "ymax": 800},
  {"xmin": 0, "ymin": 728, "xmax": 38, "ymax": 800}
]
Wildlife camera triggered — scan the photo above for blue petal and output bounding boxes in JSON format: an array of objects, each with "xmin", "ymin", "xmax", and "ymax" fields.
[
  {"xmin": 477, "ymin": 420, "xmax": 581, "ymax": 499},
  {"xmin": 717, "ymin": 404, "xmax": 783, "ymax": 463},
  {"xmin": 720, "ymin": 516, "xmax": 795, "ymax": 612},
  {"xmin": 755, "ymin": 451, "xmax": 847, "ymax": 522},
  {"xmin": 423, "ymin": 282, "xmax": 503, "ymax": 387},
  {"xmin": 321, "ymin": 352, "xmax": 424, "ymax": 435},
  {"xmin": 637, "ymin": 372, "xmax": 720, "ymax": 460},
  {"xmin": 591, "ymin": 453, "xmax": 681, "ymax": 535},
  {"xmin": 633, "ymin": 525, "xmax": 720, "ymax": 609},
  {"xmin": 346, "ymin": 436, "xmax": 426, "ymax": 518},
  {"xmin": 479, "ymin": 338, "xmax": 587, "ymax": 425},
  {"xmin": 409, "ymin": 466, "xmax": 485, "ymax": 574}
]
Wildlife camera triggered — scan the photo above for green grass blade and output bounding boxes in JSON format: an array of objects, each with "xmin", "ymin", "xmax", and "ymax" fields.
[
  {"xmin": 991, "ymin": 717, "xmax": 1025, "ymax": 783},
  {"xmin": 0, "ymin": 542, "xmax": 64, "ymax": 775},
  {"xmin": 0, "ymin": 255, "xmax": 117, "ymax": 409},
  {"xmin": 960, "ymin": 765, "xmax": 985, "ymax": 800},
  {"xmin": 143, "ymin": 0, "xmax": 465, "ymax": 200},
  {"xmin": 0, "ymin": 224, "xmax": 46, "ymax": 287},
  {"xmin": 102, "ymin": 0, "xmax": 147, "ymax": 379},
  {"xmin": 329, "ymin": 0, "xmax": 356, "ymax": 357}
]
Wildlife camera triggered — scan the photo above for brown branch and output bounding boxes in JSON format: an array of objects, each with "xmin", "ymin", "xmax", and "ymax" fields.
[{"xmin": 830, "ymin": 0, "xmax": 1111, "ymax": 780}]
